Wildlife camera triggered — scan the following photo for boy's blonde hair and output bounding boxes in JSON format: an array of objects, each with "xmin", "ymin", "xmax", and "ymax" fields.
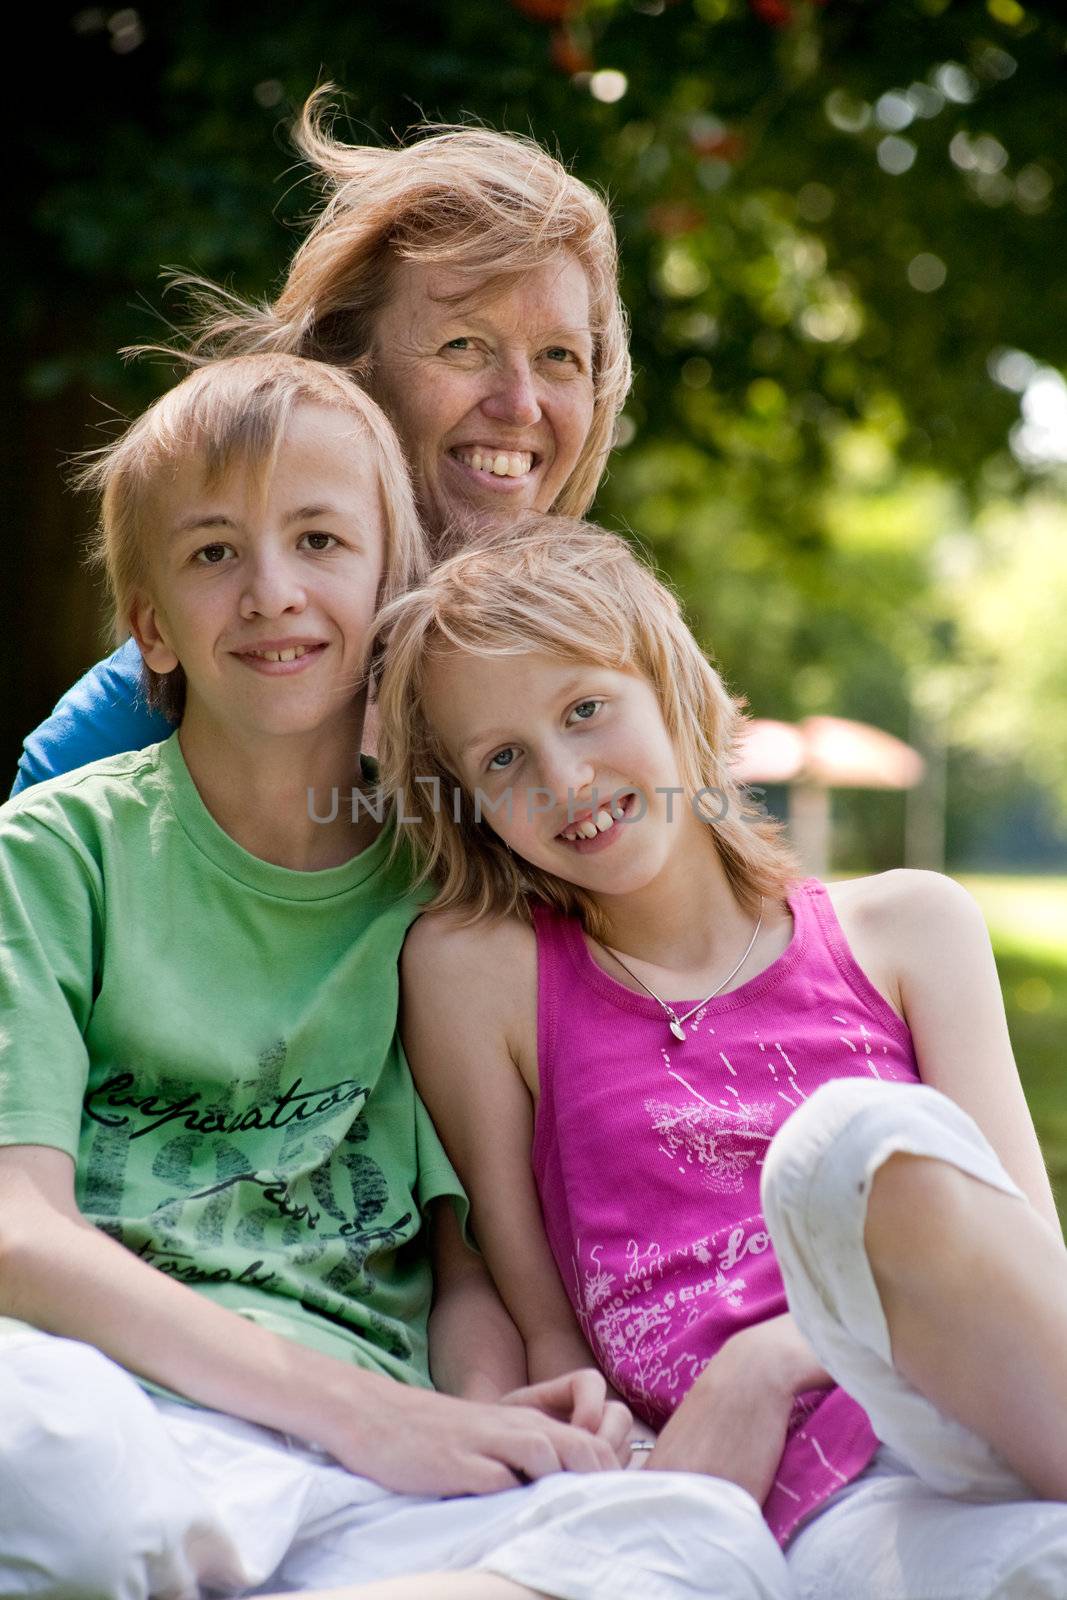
[
  {"xmin": 178, "ymin": 91, "xmax": 630, "ymax": 528},
  {"xmin": 77, "ymin": 352, "xmax": 426, "ymax": 720},
  {"xmin": 374, "ymin": 518, "xmax": 797, "ymax": 938}
]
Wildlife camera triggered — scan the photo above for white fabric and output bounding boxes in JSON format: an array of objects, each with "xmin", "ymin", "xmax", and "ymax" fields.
[
  {"xmin": 0, "ymin": 1328, "xmax": 790, "ymax": 1600},
  {"xmin": 7, "ymin": 1078, "xmax": 1067, "ymax": 1600},
  {"xmin": 765, "ymin": 1078, "xmax": 1067, "ymax": 1600}
]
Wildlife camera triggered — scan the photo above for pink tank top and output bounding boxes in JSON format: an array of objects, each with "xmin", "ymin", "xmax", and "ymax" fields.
[{"xmin": 531, "ymin": 877, "xmax": 921, "ymax": 1545}]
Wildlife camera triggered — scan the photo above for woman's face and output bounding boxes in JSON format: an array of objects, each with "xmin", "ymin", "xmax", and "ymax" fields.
[{"xmin": 368, "ymin": 252, "xmax": 596, "ymax": 541}]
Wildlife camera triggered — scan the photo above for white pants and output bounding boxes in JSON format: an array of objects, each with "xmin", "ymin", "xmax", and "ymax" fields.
[
  {"xmin": 6, "ymin": 1081, "xmax": 1067, "ymax": 1600},
  {"xmin": 0, "ymin": 1328, "xmax": 789, "ymax": 1600},
  {"xmin": 765, "ymin": 1079, "xmax": 1067, "ymax": 1600}
]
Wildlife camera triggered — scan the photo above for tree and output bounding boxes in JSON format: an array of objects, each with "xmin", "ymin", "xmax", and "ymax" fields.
[{"xmin": 8, "ymin": 0, "xmax": 1067, "ymax": 855}]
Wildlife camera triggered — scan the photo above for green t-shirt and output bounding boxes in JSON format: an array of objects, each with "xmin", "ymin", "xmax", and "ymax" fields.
[{"xmin": 0, "ymin": 733, "xmax": 460, "ymax": 1388}]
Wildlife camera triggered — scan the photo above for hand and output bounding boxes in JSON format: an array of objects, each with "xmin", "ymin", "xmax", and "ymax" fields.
[
  {"xmin": 646, "ymin": 1315, "xmax": 833, "ymax": 1506},
  {"xmin": 323, "ymin": 1369, "xmax": 624, "ymax": 1497},
  {"xmin": 498, "ymin": 1368, "xmax": 633, "ymax": 1465}
]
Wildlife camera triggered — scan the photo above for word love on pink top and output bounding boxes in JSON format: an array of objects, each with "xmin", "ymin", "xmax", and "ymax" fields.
[{"xmin": 531, "ymin": 878, "xmax": 921, "ymax": 1545}]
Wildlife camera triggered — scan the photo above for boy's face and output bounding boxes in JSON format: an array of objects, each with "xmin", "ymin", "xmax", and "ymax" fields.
[{"xmin": 131, "ymin": 404, "xmax": 385, "ymax": 744}]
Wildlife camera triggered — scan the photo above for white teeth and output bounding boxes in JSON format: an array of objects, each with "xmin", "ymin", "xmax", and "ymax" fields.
[
  {"xmin": 251, "ymin": 646, "xmax": 309, "ymax": 662},
  {"xmin": 454, "ymin": 448, "xmax": 534, "ymax": 478},
  {"xmin": 559, "ymin": 801, "xmax": 629, "ymax": 843}
]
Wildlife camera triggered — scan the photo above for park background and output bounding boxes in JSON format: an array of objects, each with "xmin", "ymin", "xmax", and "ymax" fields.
[{"xmin": 9, "ymin": 1, "xmax": 1067, "ymax": 1202}]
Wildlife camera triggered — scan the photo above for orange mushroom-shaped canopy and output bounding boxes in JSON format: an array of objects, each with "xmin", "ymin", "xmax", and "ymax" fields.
[
  {"xmin": 731, "ymin": 719, "xmax": 806, "ymax": 784},
  {"xmin": 735, "ymin": 716, "xmax": 924, "ymax": 790}
]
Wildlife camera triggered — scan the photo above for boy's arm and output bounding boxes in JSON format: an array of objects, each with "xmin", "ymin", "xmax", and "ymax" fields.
[
  {"xmin": 0, "ymin": 1142, "xmax": 621, "ymax": 1491},
  {"xmin": 847, "ymin": 870, "xmax": 1061, "ymax": 1231}
]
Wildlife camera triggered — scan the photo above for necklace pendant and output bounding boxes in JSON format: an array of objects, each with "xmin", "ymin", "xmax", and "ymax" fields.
[{"xmin": 668, "ymin": 1016, "xmax": 687, "ymax": 1043}]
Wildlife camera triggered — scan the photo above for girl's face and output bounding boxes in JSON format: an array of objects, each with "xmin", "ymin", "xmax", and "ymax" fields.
[{"xmin": 424, "ymin": 647, "xmax": 711, "ymax": 898}]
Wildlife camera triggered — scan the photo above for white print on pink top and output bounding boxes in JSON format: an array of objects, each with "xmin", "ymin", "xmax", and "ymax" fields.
[
  {"xmin": 571, "ymin": 1220, "xmax": 776, "ymax": 1413},
  {"xmin": 645, "ymin": 1093, "xmax": 776, "ymax": 1193}
]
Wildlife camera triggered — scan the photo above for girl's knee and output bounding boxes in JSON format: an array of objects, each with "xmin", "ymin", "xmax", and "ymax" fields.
[
  {"xmin": 761, "ymin": 1079, "xmax": 882, "ymax": 1221},
  {"xmin": 762, "ymin": 1078, "xmax": 984, "ymax": 1234},
  {"xmin": 863, "ymin": 1151, "xmax": 976, "ymax": 1277}
]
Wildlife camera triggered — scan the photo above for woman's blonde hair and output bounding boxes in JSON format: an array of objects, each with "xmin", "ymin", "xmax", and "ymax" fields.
[
  {"xmin": 76, "ymin": 351, "xmax": 425, "ymax": 720},
  {"xmin": 176, "ymin": 90, "xmax": 630, "ymax": 529},
  {"xmin": 374, "ymin": 517, "xmax": 797, "ymax": 938}
]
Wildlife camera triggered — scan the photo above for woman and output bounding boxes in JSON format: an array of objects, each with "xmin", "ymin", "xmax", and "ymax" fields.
[{"xmin": 13, "ymin": 90, "xmax": 630, "ymax": 789}]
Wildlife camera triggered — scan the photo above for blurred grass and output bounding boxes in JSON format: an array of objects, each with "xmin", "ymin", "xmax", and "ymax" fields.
[{"xmin": 957, "ymin": 875, "xmax": 1067, "ymax": 1231}]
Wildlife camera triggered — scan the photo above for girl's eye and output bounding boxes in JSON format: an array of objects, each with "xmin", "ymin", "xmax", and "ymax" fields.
[
  {"xmin": 569, "ymin": 699, "xmax": 602, "ymax": 723},
  {"xmin": 194, "ymin": 543, "xmax": 234, "ymax": 566},
  {"xmin": 487, "ymin": 747, "xmax": 517, "ymax": 773},
  {"xmin": 301, "ymin": 532, "xmax": 337, "ymax": 552}
]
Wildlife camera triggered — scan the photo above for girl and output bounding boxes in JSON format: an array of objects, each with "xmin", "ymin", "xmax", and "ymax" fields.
[{"xmin": 373, "ymin": 516, "xmax": 1067, "ymax": 1599}]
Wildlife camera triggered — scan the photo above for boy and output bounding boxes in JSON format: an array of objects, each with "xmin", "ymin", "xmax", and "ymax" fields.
[{"xmin": 0, "ymin": 354, "xmax": 783, "ymax": 1600}]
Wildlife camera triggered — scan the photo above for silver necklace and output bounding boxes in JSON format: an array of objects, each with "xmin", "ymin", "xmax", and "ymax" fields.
[{"xmin": 597, "ymin": 898, "xmax": 764, "ymax": 1044}]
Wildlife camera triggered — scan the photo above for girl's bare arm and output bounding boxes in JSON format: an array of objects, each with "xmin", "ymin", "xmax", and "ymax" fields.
[{"xmin": 401, "ymin": 912, "xmax": 611, "ymax": 1387}]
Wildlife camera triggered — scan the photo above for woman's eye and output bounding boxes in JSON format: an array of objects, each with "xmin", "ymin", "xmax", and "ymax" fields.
[
  {"xmin": 545, "ymin": 346, "xmax": 576, "ymax": 364},
  {"xmin": 487, "ymin": 747, "xmax": 517, "ymax": 773},
  {"xmin": 301, "ymin": 532, "xmax": 337, "ymax": 552},
  {"xmin": 444, "ymin": 337, "xmax": 473, "ymax": 351},
  {"xmin": 194, "ymin": 543, "xmax": 234, "ymax": 565},
  {"xmin": 569, "ymin": 699, "xmax": 602, "ymax": 723}
]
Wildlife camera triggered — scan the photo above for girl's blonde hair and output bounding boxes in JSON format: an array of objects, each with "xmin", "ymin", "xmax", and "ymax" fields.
[
  {"xmin": 374, "ymin": 518, "xmax": 797, "ymax": 938},
  {"xmin": 76, "ymin": 351, "xmax": 425, "ymax": 720},
  {"xmin": 175, "ymin": 90, "xmax": 631, "ymax": 531}
]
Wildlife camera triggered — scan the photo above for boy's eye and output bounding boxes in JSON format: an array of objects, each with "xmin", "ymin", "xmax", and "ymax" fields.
[
  {"xmin": 569, "ymin": 699, "xmax": 602, "ymax": 723},
  {"xmin": 487, "ymin": 747, "xmax": 517, "ymax": 773},
  {"xmin": 301, "ymin": 532, "xmax": 337, "ymax": 552},
  {"xmin": 194, "ymin": 543, "xmax": 234, "ymax": 565}
]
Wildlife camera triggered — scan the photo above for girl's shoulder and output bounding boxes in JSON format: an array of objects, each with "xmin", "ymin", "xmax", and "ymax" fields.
[
  {"xmin": 826, "ymin": 870, "xmax": 987, "ymax": 1015},
  {"xmin": 827, "ymin": 867, "xmax": 980, "ymax": 928},
  {"xmin": 401, "ymin": 905, "xmax": 540, "ymax": 1088},
  {"xmin": 402, "ymin": 903, "xmax": 537, "ymax": 974}
]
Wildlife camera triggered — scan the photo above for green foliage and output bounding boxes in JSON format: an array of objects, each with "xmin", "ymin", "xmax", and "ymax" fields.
[
  {"xmin": 962, "ymin": 875, "xmax": 1067, "ymax": 1224},
  {"xmin": 954, "ymin": 499, "xmax": 1067, "ymax": 820},
  {"xmin": 25, "ymin": 1, "xmax": 1067, "ymax": 467},
  {"xmin": 14, "ymin": 0, "xmax": 1067, "ymax": 837}
]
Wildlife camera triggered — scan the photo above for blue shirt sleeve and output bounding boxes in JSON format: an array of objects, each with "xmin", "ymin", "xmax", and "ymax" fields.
[{"xmin": 11, "ymin": 639, "xmax": 174, "ymax": 796}]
